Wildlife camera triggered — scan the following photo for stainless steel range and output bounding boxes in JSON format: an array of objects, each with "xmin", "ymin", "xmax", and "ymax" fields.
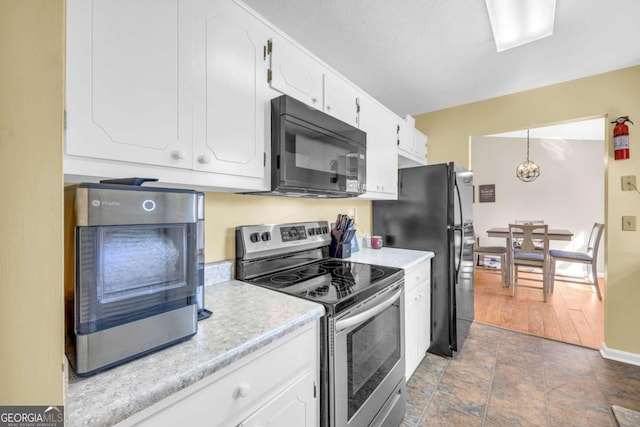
[{"xmin": 236, "ymin": 221, "xmax": 406, "ymax": 427}]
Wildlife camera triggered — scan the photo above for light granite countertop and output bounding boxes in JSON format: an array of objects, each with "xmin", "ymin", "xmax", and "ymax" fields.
[
  {"xmin": 66, "ymin": 279, "xmax": 324, "ymax": 426},
  {"xmin": 348, "ymin": 246, "xmax": 434, "ymax": 270}
]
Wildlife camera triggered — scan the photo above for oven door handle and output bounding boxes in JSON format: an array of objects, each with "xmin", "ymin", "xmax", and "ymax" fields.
[{"xmin": 335, "ymin": 287, "xmax": 402, "ymax": 332}]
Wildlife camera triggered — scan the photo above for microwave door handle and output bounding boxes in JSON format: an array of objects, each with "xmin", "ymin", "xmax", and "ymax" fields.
[{"xmin": 334, "ymin": 287, "xmax": 402, "ymax": 332}]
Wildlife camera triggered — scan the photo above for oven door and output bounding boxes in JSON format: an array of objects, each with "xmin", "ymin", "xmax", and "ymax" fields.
[
  {"xmin": 332, "ymin": 281, "xmax": 405, "ymax": 427},
  {"xmin": 274, "ymin": 114, "xmax": 365, "ymax": 196}
]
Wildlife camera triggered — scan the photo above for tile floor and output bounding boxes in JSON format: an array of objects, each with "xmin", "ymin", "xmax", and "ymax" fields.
[{"xmin": 402, "ymin": 322, "xmax": 640, "ymax": 426}]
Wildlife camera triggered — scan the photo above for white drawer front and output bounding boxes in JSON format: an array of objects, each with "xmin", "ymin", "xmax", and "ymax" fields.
[
  {"xmin": 126, "ymin": 325, "xmax": 317, "ymax": 427},
  {"xmin": 404, "ymin": 261, "xmax": 430, "ymax": 292}
]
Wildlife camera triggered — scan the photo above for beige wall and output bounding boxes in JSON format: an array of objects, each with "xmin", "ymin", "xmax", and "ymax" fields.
[
  {"xmin": 415, "ymin": 65, "xmax": 640, "ymax": 355},
  {"xmin": 204, "ymin": 192, "xmax": 372, "ymax": 262},
  {"xmin": 0, "ymin": 1, "xmax": 65, "ymax": 404}
]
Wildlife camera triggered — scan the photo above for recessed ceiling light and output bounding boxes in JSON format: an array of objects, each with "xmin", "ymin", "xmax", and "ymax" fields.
[{"xmin": 485, "ymin": 0, "xmax": 556, "ymax": 52}]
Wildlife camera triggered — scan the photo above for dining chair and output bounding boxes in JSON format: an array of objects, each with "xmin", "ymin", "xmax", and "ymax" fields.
[
  {"xmin": 513, "ymin": 220, "xmax": 545, "ymax": 249},
  {"xmin": 549, "ymin": 223, "xmax": 604, "ymax": 300},
  {"xmin": 508, "ymin": 223, "xmax": 550, "ymax": 302},
  {"xmin": 474, "ymin": 233, "xmax": 508, "ymax": 286}
]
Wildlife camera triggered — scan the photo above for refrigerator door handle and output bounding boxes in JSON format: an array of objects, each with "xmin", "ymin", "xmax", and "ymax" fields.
[
  {"xmin": 454, "ymin": 178, "xmax": 464, "ymax": 277},
  {"xmin": 455, "ymin": 227, "xmax": 463, "ymax": 278}
]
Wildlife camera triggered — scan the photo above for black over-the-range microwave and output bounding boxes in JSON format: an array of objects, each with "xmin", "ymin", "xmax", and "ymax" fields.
[{"xmin": 267, "ymin": 94, "xmax": 366, "ymax": 198}]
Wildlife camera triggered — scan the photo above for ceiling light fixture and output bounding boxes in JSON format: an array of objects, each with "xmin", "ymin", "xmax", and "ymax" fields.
[
  {"xmin": 516, "ymin": 129, "xmax": 540, "ymax": 182},
  {"xmin": 485, "ymin": 0, "xmax": 556, "ymax": 52}
]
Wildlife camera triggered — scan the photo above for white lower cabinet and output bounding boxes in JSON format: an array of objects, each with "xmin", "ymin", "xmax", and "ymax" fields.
[
  {"xmin": 404, "ymin": 260, "xmax": 431, "ymax": 380},
  {"xmin": 239, "ymin": 370, "xmax": 316, "ymax": 427},
  {"xmin": 117, "ymin": 322, "xmax": 319, "ymax": 427}
]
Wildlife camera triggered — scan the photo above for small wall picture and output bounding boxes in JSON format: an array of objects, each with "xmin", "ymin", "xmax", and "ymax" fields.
[{"xmin": 479, "ymin": 184, "xmax": 495, "ymax": 203}]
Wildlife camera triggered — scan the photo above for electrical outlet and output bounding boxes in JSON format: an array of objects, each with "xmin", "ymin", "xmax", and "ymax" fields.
[
  {"xmin": 622, "ymin": 216, "xmax": 636, "ymax": 231},
  {"xmin": 621, "ymin": 175, "xmax": 636, "ymax": 191},
  {"xmin": 349, "ymin": 208, "xmax": 356, "ymax": 225}
]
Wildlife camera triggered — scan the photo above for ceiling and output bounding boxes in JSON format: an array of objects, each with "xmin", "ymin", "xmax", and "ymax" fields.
[{"xmin": 243, "ymin": 0, "xmax": 640, "ymax": 117}]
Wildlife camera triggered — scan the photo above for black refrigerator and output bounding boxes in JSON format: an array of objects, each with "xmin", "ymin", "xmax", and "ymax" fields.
[{"xmin": 373, "ymin": 162, "xmax": 474, "ymax": 357}]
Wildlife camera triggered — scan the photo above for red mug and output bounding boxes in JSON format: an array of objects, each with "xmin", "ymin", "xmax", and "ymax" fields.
[{"xmin": 371, "ymin": 236, "xmax": 383, "ymax": 249}]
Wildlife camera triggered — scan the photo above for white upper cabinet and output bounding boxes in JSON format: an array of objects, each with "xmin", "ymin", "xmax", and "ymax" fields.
[
  {"xmin": 66, "ymin": 0, "xmax": 194, "ymax": 169},
  {"xmin": 192, "ymin": 0, "xmax": 270, "ymax": 178},
  {"xmin": 65, "ymin": 0, "xmax": 401, "ymax": 196},
  {"xmin": 268, "ymin": 35, "xmax": 324, "ymax": 109},
  {"xmin": 398, "ymin": 118, "xmax": 427, "ymax": 168},
  {"xmin": 267, "ymin": 36, "xmax": 360, "ymax": 129},
  {"xmin": 323, "ymin": 73, "xmax": 360, "ymax": 128},
  {"xmin": 358, "ymin": 95, "xmax": 398, "ymax": 199}
]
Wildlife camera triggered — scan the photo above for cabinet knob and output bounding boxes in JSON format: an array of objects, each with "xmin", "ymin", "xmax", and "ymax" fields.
[
  {"xmin": 235, "ymin": 383, "xmax": 251, "ymax": 398},
  {"xmin": 172, "ymin": 150, "xmax": 186, "ymax": 160},
  {"xmin": 312, "ymin": 97, "xmax": 318, "ymax": 103},
  {"xmin": 198, "ymin": 154, "xmax": 211, "ymax": 164},
  {"xmin": 326, "ymin": 104, "xmax": 331, "ymax": 110}
]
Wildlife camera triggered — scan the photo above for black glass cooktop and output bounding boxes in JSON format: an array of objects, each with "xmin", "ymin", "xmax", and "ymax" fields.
[{"xmin": 246, "ymin": 259, "xmax": 403, "ymax": 313}]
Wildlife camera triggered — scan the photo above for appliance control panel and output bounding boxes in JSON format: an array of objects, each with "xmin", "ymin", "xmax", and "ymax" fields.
[{"xmin": 237, "ymin": 221, "xmax": 331, "ymax": 259}]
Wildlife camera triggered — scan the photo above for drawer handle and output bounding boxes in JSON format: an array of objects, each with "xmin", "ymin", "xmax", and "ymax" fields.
[{"xmin": 235, "ymin": 384, "xmax": 251, "ymax": 399}]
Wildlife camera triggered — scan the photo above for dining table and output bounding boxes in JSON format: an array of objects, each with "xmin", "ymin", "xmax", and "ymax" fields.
[{"xmin": 485, "ymin": 227, "xmax": 574, "ymax": 285}]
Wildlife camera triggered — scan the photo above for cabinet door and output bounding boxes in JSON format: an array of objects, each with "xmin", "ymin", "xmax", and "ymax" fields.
[
  {"xmin": 323, "ymin": 73, "xmax": 360, "ymax": 128},
  {"xmin": 417, "ymin": 281, "xmax": 431, "ymax": 358},
  {"xmin": 66, "ymin": 0, "xmax": 193, "ymax": 169},
  {"xmin": 358, "ymin": 96, "xmax": 398, "ymax": 198},
  {"xmin": 240, "ymin": 370, "xmax": 317, "ymax": 427},
  {"xmin": 268, "ymin": 36, "xmax": 324, "ymax": 109},
  {"xmin": 397, "ymin": 120, "xmax": 413, "ymax": 155},
  {"xmin": 192, "ymin": 0, "xmax": 269, "ymax": 178},
  {"xmin": 413, "ymin": 128, "xmax": 427, "ymax": 160},
  {"xmin": 404, "ymin": 286, "xmax": 420, "ymax": 380}
]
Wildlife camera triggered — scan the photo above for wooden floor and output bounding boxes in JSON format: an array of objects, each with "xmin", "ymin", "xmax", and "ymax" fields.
[{"xmin": 474, "ymin": 268, "xmax": 604, "ymax": 349}]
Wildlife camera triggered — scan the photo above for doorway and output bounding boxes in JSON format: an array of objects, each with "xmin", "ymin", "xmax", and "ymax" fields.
[{"xmin": 470, "ymin": 118, "xmax": 605, "ymax": 349}]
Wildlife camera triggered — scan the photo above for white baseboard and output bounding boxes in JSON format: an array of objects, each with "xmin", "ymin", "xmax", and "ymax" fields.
[{"xmin": 600, "ymin": 343, "xmax": 640, "ymax": 366}]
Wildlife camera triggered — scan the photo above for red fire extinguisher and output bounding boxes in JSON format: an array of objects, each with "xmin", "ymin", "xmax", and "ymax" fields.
[{"xmin": 613, "ymin": 116, "xmax": 633, "ymax": 160}]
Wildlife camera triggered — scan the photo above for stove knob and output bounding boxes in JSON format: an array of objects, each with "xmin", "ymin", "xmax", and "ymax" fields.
[
  {"xmin": 309, "ymin": 228, "xmax": 316, "ymax": 236},
  {"xmin": 261, "ymin": 231, "xmax": 271, "ymax": 241},
  {"xmin": 322, "ymin": 226, "xmax": 328, "ymax": 234},
  {"xmin": 317, "ymin": 227, "xmax": 323, "ymax": 235},
  {"xmin": 250, "ymin": 232, "xmax": 260, "ymax": 243}
]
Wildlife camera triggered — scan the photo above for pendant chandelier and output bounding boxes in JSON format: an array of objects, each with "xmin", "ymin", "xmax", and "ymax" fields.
[{"xmin": 516, "ymin": 129, "xmax": 540, "ymax": 182}]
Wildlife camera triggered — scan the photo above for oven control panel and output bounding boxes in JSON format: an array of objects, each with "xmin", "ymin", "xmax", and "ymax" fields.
[{"xmin": 236, "ymin": 221, "xmax": 331, "ymax": 259}]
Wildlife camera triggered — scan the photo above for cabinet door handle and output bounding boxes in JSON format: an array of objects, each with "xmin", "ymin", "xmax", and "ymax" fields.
[
  {"xmin": 197, "ymin": 154, "xmax": 211, "ymax": 164},
  {"xmin": 172, "ymin": 150, "xmax": 186, "ymax": 160}
]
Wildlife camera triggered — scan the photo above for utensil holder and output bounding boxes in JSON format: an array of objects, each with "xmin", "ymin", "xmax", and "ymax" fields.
[{"xmin": 330, "ymin": 242, "xmax": 351, "ymax": 259}]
